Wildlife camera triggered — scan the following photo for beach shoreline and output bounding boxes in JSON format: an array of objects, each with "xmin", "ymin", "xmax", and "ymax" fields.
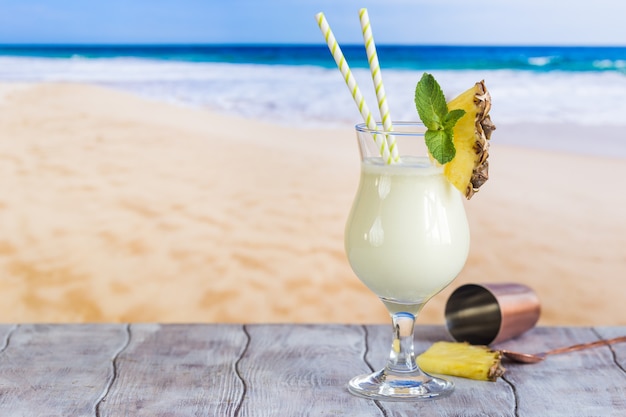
[{"xmin": 0, "ymin": 82, "xmax": 625, "ymax": 326}]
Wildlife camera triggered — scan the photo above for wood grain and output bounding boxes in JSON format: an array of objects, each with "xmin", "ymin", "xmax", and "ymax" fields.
[
  {"xmin": 0, "ymin": 324, "xmax": 623, "ymax": 416},
  {"xmin": 0, "ymin": 324, "xmax": 128, "ymax": 417},
  {"xmin": 494, "ymin": 326, "xmax": 626, "ymax": 417},
  {"xmin": 236, "ymin": 324, "xmax": 383, "ymax": 416},
  {"xmin": 98, "ymin": 324, "xmax": 248, "ymax": 417}
]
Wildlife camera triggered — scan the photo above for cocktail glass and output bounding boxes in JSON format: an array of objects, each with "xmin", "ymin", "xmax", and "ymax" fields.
[{"xmin": 345, "ymin": 122, "xmax": 470, "ymax": 401}]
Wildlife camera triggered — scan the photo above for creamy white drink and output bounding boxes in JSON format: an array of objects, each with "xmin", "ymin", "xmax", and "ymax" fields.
[{"xmin": 345, "ymin": 156, "xmax": 470, "ymax": 307}]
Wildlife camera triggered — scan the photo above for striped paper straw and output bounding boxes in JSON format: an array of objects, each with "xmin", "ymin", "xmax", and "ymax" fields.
[
  {"xmin": 359, "ymin": 8, "xmax": 398, "ymax": 162},
  {"xmin": 315, "ymin": 12, "xmax": 393, "ymax": 164}
]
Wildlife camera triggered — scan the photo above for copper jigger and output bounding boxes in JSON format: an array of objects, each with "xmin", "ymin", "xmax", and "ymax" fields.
[{"xmin": 444, "ymin": 283, "xmax": 541, "ymax": 345}]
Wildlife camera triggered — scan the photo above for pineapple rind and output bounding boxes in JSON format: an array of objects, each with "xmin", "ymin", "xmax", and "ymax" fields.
[
  {"xmin": 416, "ymin": 341, "xmax": 505, "ymax": 382},
  {"xmin": 444, "ymin": 81, "xmax": 494, "ymax": 199}
]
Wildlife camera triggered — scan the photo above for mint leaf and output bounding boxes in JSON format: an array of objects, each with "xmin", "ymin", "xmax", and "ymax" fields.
[
  {"xmin": 443, "ymin": 109, "xmax": 466, "ymax": 131},
  {"xmin": 425, "ymin": 130, "xmax": 456, "ymax": 165},
  {"xmin": 414, "ymin": 73, "xmax": 465, "ymax": 165},
  {"xmin": 414, "ymin": 73, "xmax": 448, "ymax": 130}
]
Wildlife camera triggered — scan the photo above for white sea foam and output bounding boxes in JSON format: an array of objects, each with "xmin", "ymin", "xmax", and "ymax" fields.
[{"xmin": 2, "ymin": 56, "xmax": 626, "ymax": 129}]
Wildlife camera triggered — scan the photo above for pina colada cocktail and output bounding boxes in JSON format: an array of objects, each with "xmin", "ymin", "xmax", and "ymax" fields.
[
  {"xmin": 345, "ymin": 156, "xmax": 470, "ymax": 314},
  {"xmin": 344, "ymin": 123, "xmax": 474, "ymax": 400},
  {"xmin": 315, "ymin": 7, "xmax": 495, "ymax": 402}
]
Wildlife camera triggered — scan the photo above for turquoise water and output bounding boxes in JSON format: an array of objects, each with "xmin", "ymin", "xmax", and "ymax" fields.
[
  {"xmin": 1, "ymin": 45, "xmax": 626, "ymax": 149},
  {"xmin": 1, "ymin": 44, "xmax": 625, "ymax": 72}
]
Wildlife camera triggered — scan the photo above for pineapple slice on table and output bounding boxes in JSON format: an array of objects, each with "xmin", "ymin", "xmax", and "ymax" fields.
[
  {"xmin": 445, "ymin": 81, "xmax": 496, "ymax": 199},
  {"xmin": 417, "ymin": 341, "xmax": 505, "ymax": 382}
]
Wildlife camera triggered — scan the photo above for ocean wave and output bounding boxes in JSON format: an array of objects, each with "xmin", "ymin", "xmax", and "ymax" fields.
[
  {"xmin": 528, "ymin": 56, "xmax": 556, "ymax": 67},
  {"xmin": 1, "ymin": 56, "xmax": 626, "ymax": 128},
  {"xmin": 593, "ymin": 59, "xmax": 626, "ymax": 70}
]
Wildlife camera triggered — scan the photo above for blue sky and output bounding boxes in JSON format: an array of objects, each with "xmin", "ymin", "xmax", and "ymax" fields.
[{"xmin": 0, "ymin": 0, "xmax": 625, "ymax": 46}]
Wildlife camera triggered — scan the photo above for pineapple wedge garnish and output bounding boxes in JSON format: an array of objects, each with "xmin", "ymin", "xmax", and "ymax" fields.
[
  {"xmin": 445, "ymin": 81, "xmax": 496, "ymax": 199},
  {"xmin": 417, "ymin": 341, "xmax": 505, "ymax": 381}
]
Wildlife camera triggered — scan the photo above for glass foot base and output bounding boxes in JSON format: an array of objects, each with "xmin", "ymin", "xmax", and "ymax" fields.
[{"xmin": 348, "ymin": 368, "xmax": 454, "ymax": 402}]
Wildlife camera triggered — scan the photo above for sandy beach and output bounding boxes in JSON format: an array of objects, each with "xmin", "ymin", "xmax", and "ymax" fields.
[{"xmin": 0, "ymin": 82, "xmax": 624, "ymax": 326}]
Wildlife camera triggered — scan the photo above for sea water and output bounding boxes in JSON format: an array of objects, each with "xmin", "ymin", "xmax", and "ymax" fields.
[{"xmin": 1, "ymin": 44, "xmax": 626, "ymax": 150}]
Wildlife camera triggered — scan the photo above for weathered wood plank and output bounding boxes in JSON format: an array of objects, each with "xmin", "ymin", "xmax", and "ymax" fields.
[
  {"xmin": 495, "ymin": 326, "xmax": 626, "ymax": 417},
  {"xmin": 0, "ymin": 325, "xmax": 18, "ymax": 353},
  {"xmin": 594, "ymin": 326, "xmax": 626, "ymax": 371},
  {"xmin": 0, "ymin": 324, "xmax": 622, "ymax": 416},
  {"xmin": 364, "ymin": 324, "xmax": 517, "ymax": 417},
  {"xmin": 0, "ymin": 324, "xmax": 128, "ymax": 417},
  {"xmin": 98, "ymin": 323, "xmax": 247, "ymax": 417},
  {"xmin": 237, "ymin": 324, "xmax": 384, "ymax": 416}
]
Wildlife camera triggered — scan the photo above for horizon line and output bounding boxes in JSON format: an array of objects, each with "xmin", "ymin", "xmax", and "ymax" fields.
[{"xmin": 2, "ymin": 43, "xmax": 626, "ymax": 49}]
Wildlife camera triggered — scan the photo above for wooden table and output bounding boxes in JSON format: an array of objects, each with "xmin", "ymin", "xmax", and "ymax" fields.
[{"xmin": 0, "ymin": 324, "xmax": 624, "ymax": 416}]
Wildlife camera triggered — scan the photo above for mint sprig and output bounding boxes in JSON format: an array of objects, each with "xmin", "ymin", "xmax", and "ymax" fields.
[{"xmin": 414, "ymin": 73, "xmax": 465, "ymax": 165}]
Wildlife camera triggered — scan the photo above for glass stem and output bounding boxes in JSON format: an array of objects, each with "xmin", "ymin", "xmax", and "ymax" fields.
[{"xmin": 387, "ymin": 312, "xmax": 419, "ymax": 373}]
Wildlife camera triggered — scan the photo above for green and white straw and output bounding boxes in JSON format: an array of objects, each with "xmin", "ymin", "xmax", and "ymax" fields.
[
  {"xmin": 359, "ymin": 8, "xmax": 398, "ymax": 162},
  {"xmin": 315, "ymin": 12, "xmax": 393, "ymax": 164}
]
